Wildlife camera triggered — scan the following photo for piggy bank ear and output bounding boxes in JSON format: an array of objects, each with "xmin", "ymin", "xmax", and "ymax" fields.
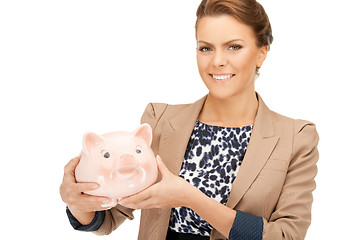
[
  {"xmin": 133, "ymin": 123, "xmax": 152, "ymax": 147},
  {"xmin": 83, "ymin": 132, "xmax": 104, "ymax": 154}
]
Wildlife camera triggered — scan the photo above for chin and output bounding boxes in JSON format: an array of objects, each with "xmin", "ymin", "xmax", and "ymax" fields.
[
  {"xmin": 208, "ymin": 88, "xmax": 238, "ymax": 100},
  {"xmin": 204, "ymin": 79, "xmax": 254, "ymax": 101}
]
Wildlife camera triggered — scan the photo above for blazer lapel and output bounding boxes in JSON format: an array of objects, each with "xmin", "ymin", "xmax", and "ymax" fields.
[
  {"xmin": 158, "ymin": 95, "xmax": 208, "ymax": 175},
  {"xmin": 226, "ymin": 92, "xmax": 279, "ymax": 209},
  {"xmin": 139, "ymin": 97, "xmax": 208, "ymax": 240},
  {"xmin": 157, "ymin": 92, "xmax": 278, "ymax": 209}
]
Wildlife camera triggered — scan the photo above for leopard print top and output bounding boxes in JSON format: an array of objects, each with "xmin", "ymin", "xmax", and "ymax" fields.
[{"xmin": 168, "ymin": 119, "xmax": 253, "ymax": 236}]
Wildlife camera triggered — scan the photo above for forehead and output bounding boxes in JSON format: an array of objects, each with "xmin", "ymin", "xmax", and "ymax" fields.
[{"xmin": 196, "ymin": 15, "xmax": 256, "ymax": 43}]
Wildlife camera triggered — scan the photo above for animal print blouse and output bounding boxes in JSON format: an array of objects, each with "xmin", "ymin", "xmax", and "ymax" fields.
[{"xmin": 168, "ymin": 119, "xmax": 253, "ymax": 236}]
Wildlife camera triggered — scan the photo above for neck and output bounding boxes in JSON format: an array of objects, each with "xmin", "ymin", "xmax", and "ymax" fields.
[{"xmin": 198, "ymin": 91, "xmax": 259, "ymax": 127}]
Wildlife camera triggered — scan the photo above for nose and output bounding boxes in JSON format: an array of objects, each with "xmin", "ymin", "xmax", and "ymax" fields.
[
  {"xmin": 115, "ymin": 154, "xmax": 138, "ymax": 169},
  {"xmin": 212, "ymin": 50, "xmax": 227, "ymax": 67}
]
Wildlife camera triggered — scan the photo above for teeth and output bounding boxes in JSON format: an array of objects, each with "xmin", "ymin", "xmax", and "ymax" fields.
[{"xmin": 212, "ymin": 74, "xmax": 233, "ymax": 80}]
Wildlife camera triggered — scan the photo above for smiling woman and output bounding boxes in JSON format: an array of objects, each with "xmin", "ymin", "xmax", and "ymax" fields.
[
  {"xmin": 195, "ymin": 0, "xmax": 273, "ymax": 70},
  {"xmin": 196, "ymin": 15, "xmax": 268, "ymax": 126},
  {"xmin": 60, "ymin": 0, "xmax": 319, "ymax": 239}
]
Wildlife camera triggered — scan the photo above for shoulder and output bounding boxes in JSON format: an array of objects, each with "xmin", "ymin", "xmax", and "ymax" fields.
[
  {"xmin": 141, "ymin": 102, "xmax": 191, "ymax": 120},
  {"xmin": 269, "ymin": 109, "xmax": 317, "ymax": 136},
  {"xmin": 140, "ymin": 101, "xmax": 193, "ymax": 130},
  {"xmin": 268, "ymin": 109, "xmax": 319, "ymax": 161},
  {"xmin": 257, "ymin": 92, "xmax": 317, "ymax": 140},
  {"xmin": 140, "ymin": 102, "xmax": 191, "ymax": 123}
]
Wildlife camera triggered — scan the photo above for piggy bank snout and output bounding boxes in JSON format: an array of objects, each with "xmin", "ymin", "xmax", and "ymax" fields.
[
  {"xmin": 116, "ymin": 154, "xmax": 138, "ymax": 168},
  {"xmin": 113, "ymin": 154, "xmax": 138, "ymax": 179}
]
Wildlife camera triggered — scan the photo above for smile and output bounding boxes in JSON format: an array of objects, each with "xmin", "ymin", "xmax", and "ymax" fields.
[{"xmin": 210, "ymin": 73, "xmax": 235, "ymax": 81}]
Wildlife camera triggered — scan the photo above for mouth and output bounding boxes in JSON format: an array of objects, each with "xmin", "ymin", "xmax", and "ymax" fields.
[{"xmin": 209, "ymin": 73, "xmax": 235, "ymax": 82}]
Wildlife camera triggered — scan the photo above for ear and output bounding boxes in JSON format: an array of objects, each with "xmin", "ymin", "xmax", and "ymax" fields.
[
  {"xmin": 256, "ymin": 45, "xmax": 268, "ymax": 68},
  {"xmin": 83, "ymin": 132, "xmax": 104, "ymax": 154},
  {"xmin": 133, "ymin": 123, "xmax": 153, "ymax": 147}
]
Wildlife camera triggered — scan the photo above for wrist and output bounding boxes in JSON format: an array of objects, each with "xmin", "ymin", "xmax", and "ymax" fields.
[
  {"xmin": 67, "ymin": 206, "xmax": 96, "ymax": 225},
  {"xmin": 66, "ymin": 207, "xmax": 105, "ymax": 231},
  {"xmin": 183, "ymin": 182, "xmax": 202, "ymax": 209},
  {"xmin": 181, "ymin": 186, "xmax": 236, "ymax": 238}
]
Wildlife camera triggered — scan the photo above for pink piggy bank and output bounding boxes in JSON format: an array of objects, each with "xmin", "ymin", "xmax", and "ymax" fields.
[{"xmin": 75, "ymin": 123, "xmax": 158, "ymax": 199}]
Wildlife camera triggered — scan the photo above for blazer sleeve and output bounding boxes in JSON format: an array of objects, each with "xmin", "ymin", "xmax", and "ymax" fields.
[
  {"xmin": 92, "ymin": 205, "xmax": 134, "ymax": 235},
  {"xmin": 93, "ymin": 102, "xmax": 166, "ymax": 235},
  {"xmin": 262, "ymin": 120, "xmax": 320, "ymax": 239}
]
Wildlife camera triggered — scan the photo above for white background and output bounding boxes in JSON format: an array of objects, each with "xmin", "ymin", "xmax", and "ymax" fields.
[{"xmin": 0, "ymin": 0, "xmax": 359, "ymax": 239}]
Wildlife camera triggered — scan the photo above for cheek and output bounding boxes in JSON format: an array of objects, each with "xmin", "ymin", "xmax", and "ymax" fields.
[
  {"xmin": 197, "ymin": 54, "xmax": 210, "ymax": 73},
  {"xmin": 231, "ymin": 52, "xmax": 256, "ymax": 71}
]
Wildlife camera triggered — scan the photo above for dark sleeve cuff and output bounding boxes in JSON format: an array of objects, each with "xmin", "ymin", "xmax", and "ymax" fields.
[
  {"xmin": 66, "ymin": 207, "xmax": 105, "ymax": 232},
  {"xmin": 229, "ymin": 210, "xmax": 263, "ymax": 240}
]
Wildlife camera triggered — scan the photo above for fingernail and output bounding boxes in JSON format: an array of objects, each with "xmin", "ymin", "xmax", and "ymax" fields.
[
  {"xmin": 119, "ymin": 200, "xmax": 129, "ymax": 207},
  {"xmin": 101, "ymin": 199, "xmax": 116, "ymax": 208},
  {"xmin": 92, "ymin": 185, "xmax": 99, "ymax": 190}
]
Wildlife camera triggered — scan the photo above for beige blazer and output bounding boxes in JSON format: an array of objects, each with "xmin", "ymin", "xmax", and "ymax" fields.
[{"xmin": 94, "ymin": 92, "xmax": 319, "ymax": 240}]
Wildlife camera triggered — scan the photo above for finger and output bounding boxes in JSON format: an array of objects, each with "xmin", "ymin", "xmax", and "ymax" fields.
[
  {"xmin": 76, "ymin": 182, "xmax": 100, "ymax": 193},
  {"xmin": 64, "ymin": 157, "xmax": 80, "ymax": 174},
  {"xmin": 156, "ymin": 155, "xmax": 169, "ymax": 176},
  {"xmin": 63, "ymin": 172, "xmax": 76, "ymax": 185},
  {"xmin": 121, "ymin": 196, "xmax": 154, "ymax": 210},
  {"xmin": 120, "ymin": 188, "xmax": 152, "ymax": 206},
  {"xmin": 85, "ymin": 196, "xmax": 117, "ymax": 210},
  {"xmin": 99, "ymin": 198, "xmax": 118, "ymax": 209},
  {"xmin": 63, "ymin": 157, "xmax": 82, "ymax": 183},
  {"xmin": 120, "ymin": 192, "xmax": 151, "ymax": 205},
  {"xmin": 75, "ymin": 192, "xmax": 115, "ymax": 208},
  {"xmin": 77, "ymin": 195, "xmax": 117, "ymax": 212}
]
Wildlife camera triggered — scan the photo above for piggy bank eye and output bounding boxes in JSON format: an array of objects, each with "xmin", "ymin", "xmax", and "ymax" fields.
[
  {"xmin": 136, "ymin": 145, "xmax": 142, "ymax": 154},
  {"xmin": 101, "ymin": 150, "xmax": 110, "ymax": 158}
]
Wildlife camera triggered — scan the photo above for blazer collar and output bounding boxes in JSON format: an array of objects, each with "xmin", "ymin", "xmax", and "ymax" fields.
[
  {"xmin": 168, "ymin": 91, "xmax": 275, "ymax": 138},
  {"xmin": 159, "ymin": 91, "xmax": 279, "ymax": 208},
  {"xmin": 226, "ymin": 92, "xmax": 279, "ymax": 207},
  {"xmin": 158, "ymin": 95, "xmax": 207, "ymax": 176}
]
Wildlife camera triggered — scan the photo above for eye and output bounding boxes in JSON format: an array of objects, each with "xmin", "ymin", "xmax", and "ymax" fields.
[
  {"xmin": 136, "ymin": 145, "xmax": 142, "ymax": 154},
  {"xmin": 101, "ymin": 150, "xmax": 110, "ymax": 158},
  {"xmin": 229, "ymin": 45, "xmax": 242, "ymax": 51},
  {"xmin": 199, "ymin": 46, "xmax": 211, "ymax": 52}
]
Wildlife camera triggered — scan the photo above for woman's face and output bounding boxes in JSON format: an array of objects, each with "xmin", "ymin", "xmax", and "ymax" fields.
[{"xmin": 196, "ymin": 15, "xmax": 268, "ymax": 100}]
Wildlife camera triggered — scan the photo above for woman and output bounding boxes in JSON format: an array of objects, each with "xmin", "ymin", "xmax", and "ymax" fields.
[{"xmin": 60, "ymin": 0, "xmax": 319, "ymax": 239}]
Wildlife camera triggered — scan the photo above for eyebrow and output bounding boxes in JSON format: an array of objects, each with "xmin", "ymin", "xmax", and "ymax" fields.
[{"xmin": 197, "ymin": 39, "xmax": 245, "ymax": 46}]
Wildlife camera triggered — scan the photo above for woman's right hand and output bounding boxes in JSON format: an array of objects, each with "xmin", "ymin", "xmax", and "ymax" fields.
[{"xmin": 60, "ymin": 157, "xmax": 116, "ymax": 225}]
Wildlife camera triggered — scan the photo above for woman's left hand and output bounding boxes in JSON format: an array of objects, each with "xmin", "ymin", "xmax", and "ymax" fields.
[{"xmin": 118, "ymin": 155, "xmax": 194, "ymax": 209}]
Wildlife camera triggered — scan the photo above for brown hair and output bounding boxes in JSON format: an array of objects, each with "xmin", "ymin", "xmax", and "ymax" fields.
[{"xmin": 195, "ymin": 0, "xmax": 273, "ymax": 49}]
